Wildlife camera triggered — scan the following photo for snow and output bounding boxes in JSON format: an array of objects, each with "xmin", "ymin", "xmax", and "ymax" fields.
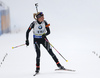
[
  {"xmin": 0, "ymin": 29, "xmax": 100, "ymax": 78},
  {"xmin": 0, "ymin": 0, "xmax": 100, "ymax": 78}
]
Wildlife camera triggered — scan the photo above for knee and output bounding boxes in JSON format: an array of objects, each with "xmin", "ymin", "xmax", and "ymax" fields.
[
  {"xmin": 36, "ymin": 54, "xmax": 40, "ymax": 59},
  {"xmin": 36, "ymin": 57, "xmax": 40, "ymax": 60},
  {"xmin": 48, "ymin": 49, "xmax": 54, "ymax": 56}
]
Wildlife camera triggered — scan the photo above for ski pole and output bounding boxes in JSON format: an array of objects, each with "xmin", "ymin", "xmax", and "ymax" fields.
[
  {"xmin": 44, "ymin": 38, "xmax": 68, "ymax": 62},
  {"xmin": 12, "ymin": 44, "xmax": 26, "ymax": 49}
]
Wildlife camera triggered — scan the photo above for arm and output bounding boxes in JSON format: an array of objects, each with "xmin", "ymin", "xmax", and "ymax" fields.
[
  {"xmin": 26, "ymin": 22, "xmax": 34, "ymax": 46},
  {"xmin": 44, "ymin": 20, "xmax": 50, "ymax": 36},
  {"xmin": 42, "ymin": 20, "xmax": 50, "ymax": 38},
  {"xmin": 45, "ymin": 27, "xmax": 50, "ymax": 36},
  {"xmin": 26, "ymin": 28, "xmax": 31, "ymax": 40},
  {"xmin": 26, "ymin": 22, "xmax": 34, "ymax": 40}
]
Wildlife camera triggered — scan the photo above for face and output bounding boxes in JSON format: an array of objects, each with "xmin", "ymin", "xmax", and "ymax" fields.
[{"xmin": 37, "ymin": 16, "xmax": 44, "ymax": 22}]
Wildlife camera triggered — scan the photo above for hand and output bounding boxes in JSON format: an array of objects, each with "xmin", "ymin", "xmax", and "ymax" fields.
[
  {"xmin": 42, "ymin": 34, "xmax": 46, "ymax": 38},
  {"xmin": 25, "ymin": 40, "xmax": 29, "ymax": 46}
]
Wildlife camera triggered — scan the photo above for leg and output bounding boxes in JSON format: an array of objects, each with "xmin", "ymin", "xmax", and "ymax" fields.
[
  {"xmin": 34, "ymin": 41, "xmax": 40, "ymax": 72},
  {"xmin": 42, "ymin": 39, "xmax": 62, "ymax": 67}
]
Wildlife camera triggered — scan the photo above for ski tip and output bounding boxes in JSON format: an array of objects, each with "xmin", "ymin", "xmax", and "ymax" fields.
[
  {"xmin": 33, "ymin": 72, "xmax": 39, "ymax": 76},
  {"xmin": 12, "ymin": 47, "xmax": 14, "ymax": 49},
  {"xmin": 33, "ymin": 74, "xmax": 36, "ymax": 76},
  {"xmin": 33, "ymin": 74, "xmax": 37, "ymax": 76},
  {"xmin": 73, "ymin": 70, "xmax": 76, "ymax": 72},
  {"xmin": 66, "ymin": 60, "xmax": 68, "ymax": 62}
]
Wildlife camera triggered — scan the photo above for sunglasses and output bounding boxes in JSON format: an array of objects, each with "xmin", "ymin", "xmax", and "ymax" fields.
[{"xmin": 36, "ymin": 12, "xmax": 44, "ymax": 18}]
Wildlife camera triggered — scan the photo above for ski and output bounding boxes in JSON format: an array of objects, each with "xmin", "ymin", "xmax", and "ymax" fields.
[
  {"xmin": 33, "ymin": 72, "xmax": 39, "ymax": 76},
  {"xmin": 55, "ymin": 69, "xmax": 76, "ymax": 72}
]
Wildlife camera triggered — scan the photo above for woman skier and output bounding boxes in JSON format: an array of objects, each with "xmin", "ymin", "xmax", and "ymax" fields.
[{"xmin": 25, "ymin": 12, "xmax": 65, "ymax": 73}]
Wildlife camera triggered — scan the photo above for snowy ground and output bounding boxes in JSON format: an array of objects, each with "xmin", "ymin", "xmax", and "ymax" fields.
[
  {"xmin": 1, "ymin": 0, "xmax": 100, "ymax": 78},
  {"xmin": 0, "ymin": 28, "xmax": 100, "ymax": 78}
]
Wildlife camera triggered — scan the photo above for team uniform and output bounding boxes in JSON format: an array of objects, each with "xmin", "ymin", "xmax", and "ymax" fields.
[{"xmin": 26, "ymin": 12, "xmax": 65, "ymax": 73}]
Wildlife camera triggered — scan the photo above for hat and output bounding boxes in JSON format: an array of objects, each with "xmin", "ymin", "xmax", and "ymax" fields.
[
  {"xmin": 33, "ymin": 12, "xmax": 44, "ymax": 20},
  {"xmin": 36, "ymin": 12, "xmax": 44, "ymax": 18}
]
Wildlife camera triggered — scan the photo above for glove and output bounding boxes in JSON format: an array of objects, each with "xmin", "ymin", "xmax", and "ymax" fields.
[
  {"xmin": 42, "ymin": 34, "xmax": 46, "ymax": 38},
  {"xmin": 25, "ymin": 40, "xmax": 29, "ymax": 46}
]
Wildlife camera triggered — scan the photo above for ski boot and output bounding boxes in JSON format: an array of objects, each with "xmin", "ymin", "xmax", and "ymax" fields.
[
  {"xmin": 35, "ymin": 67, "xmax": 40, "ymax": 73},
  {"xmin": 57, "ymin": 62, "xmax": 65, "ymax": 70},
  {"xmin": 58, "ymin": 65, "xmax": 66, "ymax": 70}
]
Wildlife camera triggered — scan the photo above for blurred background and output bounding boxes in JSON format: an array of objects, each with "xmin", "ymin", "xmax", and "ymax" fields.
[
  {"xmin": 0, "ymin": 1, "xmax": 10, "ymax": 35},
  {"xmin": 0, "ymin": 0, "xmax": 100, "ymax": 52},
  {"xmin": 0, "ymin": 0, "xmax": 100, "ymax": 78}
]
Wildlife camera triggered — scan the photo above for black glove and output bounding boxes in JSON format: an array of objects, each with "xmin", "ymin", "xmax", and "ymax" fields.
[
  {"xmin": 42, "ymin": 34, "xmax": 46, "ymax": 38},
  {"xmin": 25, "ymin": 40, "xmax": 29, "ymax": 46}
]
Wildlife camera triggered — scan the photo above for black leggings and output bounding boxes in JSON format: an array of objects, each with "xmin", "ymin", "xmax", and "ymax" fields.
[{"xmin": 34, "ymin": 38, "xmax": 59, "ymax": 67}]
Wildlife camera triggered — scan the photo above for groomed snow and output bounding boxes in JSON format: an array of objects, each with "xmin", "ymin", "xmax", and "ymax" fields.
[{"xmin": 0, "ymin": 0, "xmax": 100, "ymax": 78}]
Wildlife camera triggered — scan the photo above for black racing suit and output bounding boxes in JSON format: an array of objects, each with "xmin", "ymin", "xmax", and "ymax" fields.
[{"xmin": 26, "ymin": 20, "xmax": 61, "ymax": 69}]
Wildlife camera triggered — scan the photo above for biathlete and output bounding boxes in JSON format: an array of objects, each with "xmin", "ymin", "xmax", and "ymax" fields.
[{"xmin": 25, "ymin": 12, "xmax": 65, "ymax": 73}]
